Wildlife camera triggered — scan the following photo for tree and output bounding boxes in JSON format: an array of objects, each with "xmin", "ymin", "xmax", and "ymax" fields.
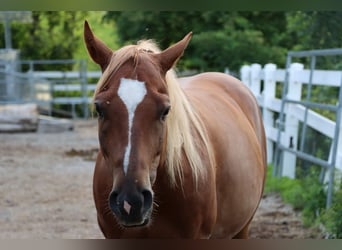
[
  {"xmin": 103, "ymin": 11, "xmax": 224, "ymax": 48},
  {"xmin": 7, "ymin": 11, "xmax": 88, "ymax": 70},
  {"xmin": 287, "ymin": 11, "xmax": 342, "ymax": 51},
  {"xmin": 104, "ymin": 11, "xmax": 288, "ymax": 73}
]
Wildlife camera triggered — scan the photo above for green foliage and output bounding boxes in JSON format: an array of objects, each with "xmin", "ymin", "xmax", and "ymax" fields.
[
  {"xmin": 3, "ymin": 11, "xmax": 341, "ymax": 73},
  {"xmin": 266, "ymin": 165, "xmax": 342, "ymax": 237},
  {"xmin": 103, "ymin": 11, "xmax": 342, "ymax": 73},
  {"xmin": 300, "ymin": 174, "xmax": 326, "ymax": 226},
  {"xmin": 265, "ymin": 166, "xmax": 308, "ymax": 210},
  {"xmin": 103, "ymin": 11, "xmax": 289, "ymax": 73},
  {"xmin": 322, "ymin": 188, "xmax": 342, "ymax": 238},
  {"xmin": 186, "ymin": 29, "xmax": 286, "ymax": 72},
  {"xmin": 265, "ymin": 165, "xmax": 326, "ymax": 227},
  {"xmin": 73, "ymin": 11, "xmax": 119, "ymax": 71},
  {"xmin": 286, "ymin": 11, "xmax": 342, "ymax": 51},
  {"xmin": 0, "ymin": 11, "xmax": 120, "ymax": 72},
  {"xmin": 103, "ymin": 11, "xmax": 229, "ymax": 49},
  {"xmin": 9, "ymin": 12, "xmax": 87, "ymax": 70}
]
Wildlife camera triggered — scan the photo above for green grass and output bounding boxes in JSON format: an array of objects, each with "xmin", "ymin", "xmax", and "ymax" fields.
[
  {"xmin": 72, "ymin": 11, "xmax": 120, "ymax": 71},
  {"xmin": 321, "ymin": 187, "xmax": 342, "ymax": 238},
  {"xmin": 265, "ymin": 165, "xmax": 326, "ymax": 225},
  {"xmin": 265, "ymin": 165, "xmax": 342, "ymax": 238}
]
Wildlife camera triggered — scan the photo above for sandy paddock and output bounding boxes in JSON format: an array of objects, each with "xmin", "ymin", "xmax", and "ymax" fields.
[{"xmin": 0, "ymin": 120, "xmax": 321, "ymax": 239}]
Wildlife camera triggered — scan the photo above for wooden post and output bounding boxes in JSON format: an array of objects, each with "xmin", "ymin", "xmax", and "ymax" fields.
[
  {"xmin": 240, "ymin": 65, "xmax": 251, "ymax": 87},
  {"xmin": 282, "ymin": 63, "xmax": 304, "ymax": 178},
  {"xmin": 80, "ymin": 59, "xmax": 88, "ymax": 119},
  {"xmin": 250, "ymin": 64, "xmax": 262, "ymax": 97},
  {"xmin": 263, "ymin": 63, "xmax": 277, "ymax": 164}
]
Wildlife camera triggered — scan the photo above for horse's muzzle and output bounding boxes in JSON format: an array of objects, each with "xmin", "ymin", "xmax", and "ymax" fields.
[{"xmin": 109, "ymin": 188, "xmax": 153, "ymax": 227}]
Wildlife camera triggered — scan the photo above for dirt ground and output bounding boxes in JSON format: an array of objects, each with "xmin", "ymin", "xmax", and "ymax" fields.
[{"xmin": 0, "ymin": 120, "xmax": 323, "ymax": 239}]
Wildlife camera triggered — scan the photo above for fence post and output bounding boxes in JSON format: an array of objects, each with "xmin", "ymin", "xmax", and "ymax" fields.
[
  {"xmin": 335, "ymin": 121, "xmax": 342, "ymax": 185},
  {"xmin": 240, "ymin": 65, "xmax": 251, "ymax": 87},
  {"xmin": 250, "ymin": 64, "xmax": 262, "ymax": 97},
  {"xmin": 224, "ymin": 67, "xmax": 230, "ymax": 75},
  {"xmin": 263, "ymin": 63, "xmax": 277, "ymax": 164},
  {"xmin": 5, "ymin": 61, "xmax": 16, "ymax": 101},
  {"xmin": 333, "ymin": 123, "xmax": 342, "ymax": 189},
  {"xmin": 325, "ymin": 129, "xmax": 342, "ymax": 187},
  {"xmin": 282, "ymin": 62, "xmax": 304, "ymax": 178},
  {"xmin": 325, "ymin": 74, "xmax": 342, "ymax": 187},
  {"xmin": 79, "ymin": 59, "xmax": 88, "ymax": 119}
]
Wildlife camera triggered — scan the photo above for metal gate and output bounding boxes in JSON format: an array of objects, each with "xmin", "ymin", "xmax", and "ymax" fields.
[
  {"xmin": 273, "ymin": 48, "xmax": 342, "ymax": 208},
  {"xmin": 0, "ymin": 58, "xmax": 94, "ymax": 118}
]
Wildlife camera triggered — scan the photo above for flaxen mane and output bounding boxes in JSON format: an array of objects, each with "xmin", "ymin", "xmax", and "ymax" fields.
[{"xmin": 94, "ymin": 40, "xmax": 215, "ymax": 187}]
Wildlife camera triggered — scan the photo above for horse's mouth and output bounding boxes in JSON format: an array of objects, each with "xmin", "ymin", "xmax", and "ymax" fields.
[
  {"xmin": 121, "ymin": 218, "xmax": 150, "ymax": 228},
  {"xmin": 114, "ymin": 208, "xmax": 152, "ymax": 228}
]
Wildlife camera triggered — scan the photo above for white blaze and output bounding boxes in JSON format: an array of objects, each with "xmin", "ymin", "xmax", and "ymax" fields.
[{"xmin": 118, "ymin": 78, "xmax": 147, "ymax": 175}]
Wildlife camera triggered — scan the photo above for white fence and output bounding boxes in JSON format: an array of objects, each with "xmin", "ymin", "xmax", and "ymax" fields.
[
  {"xmin": 32, "ymin": 70, "xmax": 100, "ymax": 104},
  {"xmin": 240, "ymin": 63, "xmax": 342, "ymax": 179},
  {"xmin": 0, "ymin": 59, "xmax": 102, "ymax": 118}
]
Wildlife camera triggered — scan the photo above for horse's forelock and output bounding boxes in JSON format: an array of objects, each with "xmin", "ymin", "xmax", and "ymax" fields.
[{"xmin": 94, "ymin": 40, "xmax": 161, "ymax": 98}]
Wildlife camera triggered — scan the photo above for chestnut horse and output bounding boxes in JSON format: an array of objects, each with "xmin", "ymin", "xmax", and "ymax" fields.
[{"xmin": 84, "ymin": 21, "xmax": 266, "ymax": 239}]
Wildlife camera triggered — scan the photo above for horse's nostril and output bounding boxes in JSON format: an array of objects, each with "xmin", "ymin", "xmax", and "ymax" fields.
[
  {"xmin": 142, "ymin": 189, "xmax": 153, "ymax": 211},
  {"xmin": 109, "ymin": 190, "xmax": 119, "ymax": 211},
  {"xmin": 107, "ymin": 188, "xmax": 153, "ymax": 227}
]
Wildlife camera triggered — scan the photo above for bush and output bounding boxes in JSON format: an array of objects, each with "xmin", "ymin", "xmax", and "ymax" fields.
[
  {"xmin": 265, "ymin": 165, "xmax": 326, "ymax": 227},
  {"xmin": 183, "ymin": 30, "xmax": 286, "ymax": 73},
  {"xmin": 322, "ymin": 188, "xmax": 342, "ymax": 238}
]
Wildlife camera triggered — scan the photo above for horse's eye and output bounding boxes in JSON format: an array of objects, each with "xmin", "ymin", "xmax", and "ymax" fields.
[
  {"xmin": 95, "ymin": 102, "xmax": 104, "ymax": 119},
  {"xmin": 160, "ymin": 106, "xmax": 171, "ymax": 121}
]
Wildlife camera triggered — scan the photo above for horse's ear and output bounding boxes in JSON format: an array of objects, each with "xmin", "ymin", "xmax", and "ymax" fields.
[
  {"xmin": 84, "ymin": 20, "xmax": 113, "ymax": 72},
  {"xmin": 156, "ymin": 32, "xmax": 192, "ymax": 74}
]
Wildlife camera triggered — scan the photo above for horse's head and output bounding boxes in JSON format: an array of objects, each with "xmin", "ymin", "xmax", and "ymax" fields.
[{"xmin": 84, "ymin": 21, "xmax": 191, "ymax": 227}]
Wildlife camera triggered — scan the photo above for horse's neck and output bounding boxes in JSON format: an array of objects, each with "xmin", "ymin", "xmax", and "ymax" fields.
[{"xmin": 155, "ymin": 158, "xmax": 194, "ymax": 196}]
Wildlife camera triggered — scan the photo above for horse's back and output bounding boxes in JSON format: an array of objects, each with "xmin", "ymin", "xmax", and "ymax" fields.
[
  {"xmin": 180, "ymin": 72, "xmax": 265, "ymax": 162},
  {"xmin": 180, "ymin": 72, "xmax": 265, "ymax": 146},
  {"xmin": 180, "ymin": 72, "xmax": 266, "ymax": 238}
]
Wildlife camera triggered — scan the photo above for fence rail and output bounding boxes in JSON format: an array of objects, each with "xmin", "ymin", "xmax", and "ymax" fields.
[
  {"xmin": 1, "ymin": 55, "xmax": 341, "ymax": 207},
  {"xmin": 0, "ymin": 59, "xmax": 101, "ymax": 118},
  {"xmin": 240, "ymin": 60, "xmax": 342, "ymax": 208},
  {"xmin": 241, "ymin": 63, "xmax": 342, "ymax": 170}
]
